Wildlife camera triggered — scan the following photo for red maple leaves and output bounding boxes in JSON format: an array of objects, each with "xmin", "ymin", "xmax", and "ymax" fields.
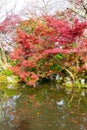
[{"xmin": 10, "ymin": 16, "xmax": 87, "ymax": 86}]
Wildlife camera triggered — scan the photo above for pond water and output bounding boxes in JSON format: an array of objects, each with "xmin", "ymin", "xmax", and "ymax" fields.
[{"xmin": 0, "ymin": 82, "xmax": 87, "ymax": 130}]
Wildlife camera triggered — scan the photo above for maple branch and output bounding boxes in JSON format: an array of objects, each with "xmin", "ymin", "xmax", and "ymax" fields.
[
  {"xmin": 81, "ymin": 0, "xmax": 87, "ymax": 14},
  {"xmin": 64, "ymin": 67, "xmax": 74, "ymax": 80},
  {"xmin": 69, "ymin": 6, "xmax": 87, "ymax": 19}
]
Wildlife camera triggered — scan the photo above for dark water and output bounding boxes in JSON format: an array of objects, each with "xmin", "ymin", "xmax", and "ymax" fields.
[{"xmin": 0, "ymin": 82, "xmax": 87, "ymax": 130}]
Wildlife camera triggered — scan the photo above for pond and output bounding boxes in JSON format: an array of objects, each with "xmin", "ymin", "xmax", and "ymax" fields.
[{"xmin": 0, "ymin": 82, "xmax": 87, "ymax": 130}]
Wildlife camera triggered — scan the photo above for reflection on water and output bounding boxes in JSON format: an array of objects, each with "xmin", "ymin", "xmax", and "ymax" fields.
[{"xmin": 0, "ymin": 83, "xmax": 87, "ymax": 130}]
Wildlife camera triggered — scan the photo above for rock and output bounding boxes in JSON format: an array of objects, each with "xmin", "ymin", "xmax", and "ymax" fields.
[
  {"xmin": 7, "ymin": 76, "xmax": 13, "ymax": 82},
  {"xmin": 81, "ymin": 79, "xmax": 85, "ymax": 85},
  {"xmin": 57, "ymin": 99, "xmax": 65, "ymax": 106},
  {"xmin": 56, "ymin": 74, "xmax": 60, "ymax": 80}
]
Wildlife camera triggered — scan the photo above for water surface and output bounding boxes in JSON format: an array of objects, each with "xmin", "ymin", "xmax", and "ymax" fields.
[{"xmin": 0, "ymin": 82, "xmax": 87, "ymax": 130}]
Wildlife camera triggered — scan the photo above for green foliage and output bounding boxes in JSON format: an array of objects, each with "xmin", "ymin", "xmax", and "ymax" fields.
[
  {"xmin": 0, "ymin": 69, "xmax": 19, "ymax": 84},
  {"xmin": 50, "ymin": 64, "xmax": 62, "ymax": 71},
  {"xmin": 38, "ymin": 58, "xmax": 46, "ymax": 64},
  {"xmin": 1, "ymin": 69, "xmax": 13, "ymax": 76},
  {"xmin": 54, "ymin": 54, "xmax": 63, "ymax": 60},
  {"xmin": 10, "ymin": 60, "xmax": 19, "ymax": 66},
  {"xmin": 0, "ymin": 75, "xmax": 7, "ymax": 83}
]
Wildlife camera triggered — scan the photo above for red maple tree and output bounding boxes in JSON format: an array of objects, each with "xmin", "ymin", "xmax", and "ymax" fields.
[{"xmin": 10, "ymin": 16, "xmax": 87, "ymax": 86}]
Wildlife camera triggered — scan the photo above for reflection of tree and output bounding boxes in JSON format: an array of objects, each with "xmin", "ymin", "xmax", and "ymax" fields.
[
  {"xmin": 1, "ymin": 94, "xmax": 20, "ymax": 129},
  {"xmin": 0, "ymin": 92, "xmax": 35, "ymax": 130}
]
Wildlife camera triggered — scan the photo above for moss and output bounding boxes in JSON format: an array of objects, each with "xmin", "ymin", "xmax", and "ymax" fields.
[
  {"xmin": 0, "ymin": 74, "xmax": 19, "ymax": 84},
  {"xmin": 0, "ymin": 75, "xmax": 7, "ymax": 83}
]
